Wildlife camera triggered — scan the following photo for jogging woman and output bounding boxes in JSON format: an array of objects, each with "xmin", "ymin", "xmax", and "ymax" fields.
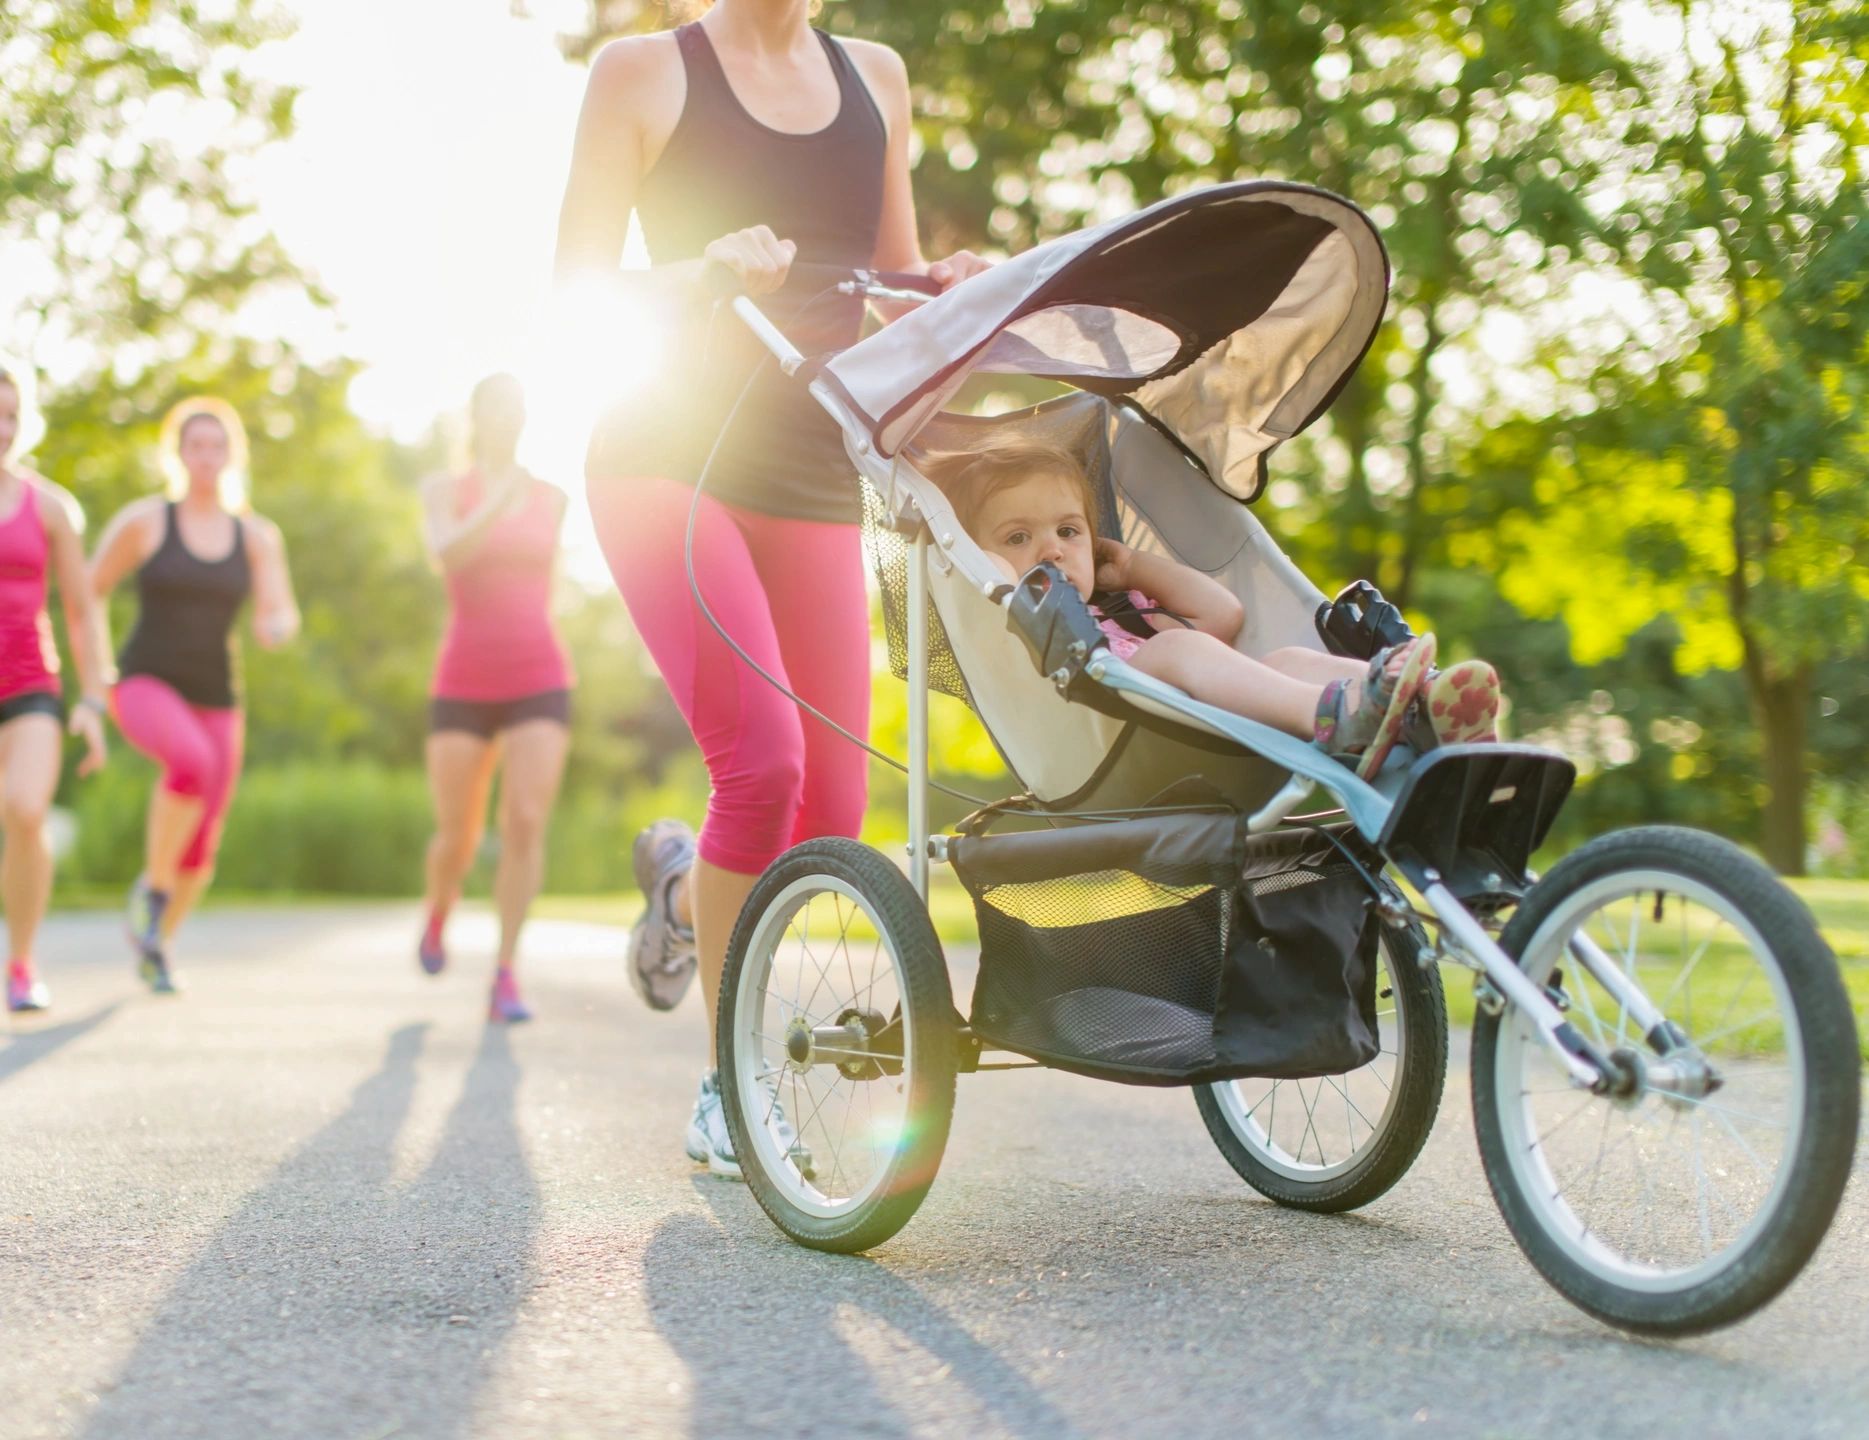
[
  {"xmin": 89, "ymin": 399, "xmax": 299, "ymax": 993},
  {"xmin": 417, "ymin": 373, "xmax": 573, "ymax": 1024},
  {"xmin": 554, "ymin": 0, "xmax": 988, "ymax": 1175},
  {"xmin": 0, "ymin": 362, "xmax": 108, "ymax": 1012}
]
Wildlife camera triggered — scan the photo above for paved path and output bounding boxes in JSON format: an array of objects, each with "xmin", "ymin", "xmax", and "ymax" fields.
[{"xmin": 1, "ymin": 906, "xmax": 1865, "ymax": 1439}]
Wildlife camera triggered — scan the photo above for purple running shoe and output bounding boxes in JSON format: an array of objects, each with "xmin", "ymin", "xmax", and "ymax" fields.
[
  {"xmin": 488, "ymin": 968, "xmax": 532, "ymax": 1024},
  {"xmin": 6, "ymin": 961, "xmax": 49, "ymax": 1013},
  {"xmin": 418, "ymin": 912, "xmax": 447, "ymax": 976}
]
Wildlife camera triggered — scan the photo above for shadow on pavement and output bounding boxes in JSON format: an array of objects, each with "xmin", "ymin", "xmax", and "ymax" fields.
[
  {"xmin": 642, "ymin": 1180, "xmax": 1082, "ymax": 1439},
  {"xmin": 0, "ymin": 1002, "xmax": 120, "ymax": 1089},
  {"xmin": 84, "ymin": 1021, "xmax": 537, "ymax": 1440}
]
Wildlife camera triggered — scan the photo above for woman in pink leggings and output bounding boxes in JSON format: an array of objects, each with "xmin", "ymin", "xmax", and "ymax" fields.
[
  {"xmin": 555, "ymin": 0, "xmax": 987, "ymax": 1176},
  {"xmin": 0, "ymin": 361, "xmax": 109, "ymax": 1013},
  {"xmin": 89, "ymin": 399, "xmax": 300, "ymax": 993},
  {"xmin": 417, "ymin": 374, "xmax": 573, "ymax": 1024}
]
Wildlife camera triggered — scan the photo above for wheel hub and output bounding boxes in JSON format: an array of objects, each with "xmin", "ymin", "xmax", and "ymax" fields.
[{"xmin": 781, "ymin": 1010, "xmax": 891, "ymax": 1080}]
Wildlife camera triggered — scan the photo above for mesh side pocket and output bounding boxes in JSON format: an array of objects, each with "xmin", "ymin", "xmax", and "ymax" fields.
[
  {"xmin": 1213, "ymin": 859, "xmax": 1381, "ymax": 1079},
  {"xmin": 968, "ymin": 869, "xmax": 1229, "ymax": 1082},
  {"xmin": 860, "ymin": 481, "xmax": 975, "ymax": 707}
]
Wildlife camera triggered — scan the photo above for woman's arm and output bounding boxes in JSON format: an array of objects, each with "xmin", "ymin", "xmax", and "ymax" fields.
[
  {"xmin": 1096, "ymin": 539, "xmax": 1246, "ymax": 644},
  {"xmin": 850, "ymin": 40, "xmax": 991, "ymax": 317},
  {"xmin": 36, "ymin": 481, "xmax": 107, "ymax": 773},
  {"xmin": 86, "ymin": 499, "xmax": 160, "ymax": 726},
  {"xmin": 246, "ymin": 514, "xmax": 300, "ymax": 649},
  {"xmin": 422, "ymin": 471, "xmax": 528, "ymax": 573},
  {"xmin": 553, "ymin": 36, "xmax": 793, "ymax": 298}
]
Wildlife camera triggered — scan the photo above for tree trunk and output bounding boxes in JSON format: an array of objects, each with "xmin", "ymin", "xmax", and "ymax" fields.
[
  {"xmin": 1747, "ymin": 662, "xmax": 1812, "ymax": 876},
  {"xmin": 1392, "ymin": 304, "xmax": 1441, "ymax": 609}
]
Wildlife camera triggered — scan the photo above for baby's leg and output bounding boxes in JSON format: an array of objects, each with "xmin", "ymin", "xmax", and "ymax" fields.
[
  {"xmin": 1128, "ymin": 629, "xmax": 1322, "ymax": 736},
  {"xmin": 1263, "ymin": 646, "xmax": 1370, "ymax": 686}
]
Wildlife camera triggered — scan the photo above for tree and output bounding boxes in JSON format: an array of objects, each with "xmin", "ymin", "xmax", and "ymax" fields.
[
  {"xmin": 1463, "ymin": 0, "xmax": 1869, "ymax": 873},
  {"xmin": 0, "ymin": 1, "xmax": 305, "ymax": 366}
]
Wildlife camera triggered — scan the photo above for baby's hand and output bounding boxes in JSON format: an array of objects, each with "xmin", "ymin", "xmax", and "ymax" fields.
[{"xmin": 1094, "ymin": 537, "xmax": 1133, "ymax": 591}]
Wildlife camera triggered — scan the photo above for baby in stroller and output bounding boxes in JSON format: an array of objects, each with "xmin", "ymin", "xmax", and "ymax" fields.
[{"xmin": 929, "ymin": 438, "xmax": 1501, "ymax": 778}]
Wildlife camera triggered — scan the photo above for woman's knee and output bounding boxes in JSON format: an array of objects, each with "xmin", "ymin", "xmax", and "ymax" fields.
[
  {"xmin": 161, "ymin": 747, "xmax": 219, "ymax": 800},
  {"xmin": 498, "ymin": 802, "xmax": 551, "ymax": 855},
  {"xmin": 433, "ymin": 821, "xmax": 484, "ymax": 873},
  {"xmin": 701, "ymin": 735, "xmax": 807, "ymax": 871},
  {"xmin": 0, "ymin": 790, "xmax": 49, "ymax": 836}
]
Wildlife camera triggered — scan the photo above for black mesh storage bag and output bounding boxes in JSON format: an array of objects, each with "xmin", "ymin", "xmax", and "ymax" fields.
[
  {"xmin": 1217, "ymin": 829, "xmax": 1383, "ymax": 1078},
  {"xmin": 951, "ymin": 814, "xmax": 1381, "ymax": 1086}
]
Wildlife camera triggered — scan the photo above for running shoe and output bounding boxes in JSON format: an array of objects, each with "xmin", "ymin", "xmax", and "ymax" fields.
[
  {"xmin": 418, "ymin": 912, "xmax": 447, "ymax": 976},
  {"xmin": 138, "ymin": 947, "xmax": 179, "ymax": 996},
  {"xmin": 125, "ymin": 875, "xmax": 156, "ymax": 950},
  {"xmin": 6, "ymin": 960, "xmax": 49, "ymax": 1013},
  {"xmin": 126, "ymin": 878, "xmax": 180, "ymax": 996},
  {"xmin": 685, "ymin": 1069, "xmax": 741, "ymax": 1178},
  {"xmin": 488, "ymin": 968, "xmax": 532, "ymax": 1023},
  {"xmin": 684, "ymin": 1070, "xmax": 814, "ymax": 1180},
  {"xmin": 628, "ymin": 820, "xmax": 697, "ymax": 1012}
]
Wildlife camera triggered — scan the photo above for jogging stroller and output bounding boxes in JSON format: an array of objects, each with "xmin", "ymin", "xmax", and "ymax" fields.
[{"xmin": 707, "ymin": 181, "xmax": 1860, "ymax": 1336}]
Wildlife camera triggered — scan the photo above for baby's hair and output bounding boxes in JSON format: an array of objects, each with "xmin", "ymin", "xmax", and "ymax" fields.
[{"xmin": 923, "ymin": 437, "xmax": 1099, "ymax": 544}]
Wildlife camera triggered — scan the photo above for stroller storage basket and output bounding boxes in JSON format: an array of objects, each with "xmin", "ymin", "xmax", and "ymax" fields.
[{"xmin": 951, "ymin": 816, "xmax": 1383, "ymax": 1086}]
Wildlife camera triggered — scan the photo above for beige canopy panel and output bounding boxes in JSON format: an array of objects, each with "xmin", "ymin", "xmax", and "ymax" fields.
[{"xmin": 820, "ymin": 181, "xmax": 1389, "ymax": 502}]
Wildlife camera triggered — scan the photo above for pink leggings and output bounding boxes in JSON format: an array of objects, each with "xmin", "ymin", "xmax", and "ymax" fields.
[
  {"xmin": 111, "ymin": 676, "xmax": 246, "ymax": 873},
  {"xmin": 589, "ymin": 475, "xmax": 870, "ymax": 875}
]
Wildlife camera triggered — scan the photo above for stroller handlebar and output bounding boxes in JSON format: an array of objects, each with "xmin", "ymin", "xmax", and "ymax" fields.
[{"xmin": 704, "ymin": 258, "xmax": 943, "ymax": 303}]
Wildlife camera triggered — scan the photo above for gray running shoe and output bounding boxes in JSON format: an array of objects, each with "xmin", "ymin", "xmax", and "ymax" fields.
[{"xmin": 628, "ymin": 820, "xmax": 697, "ymax": 1012}]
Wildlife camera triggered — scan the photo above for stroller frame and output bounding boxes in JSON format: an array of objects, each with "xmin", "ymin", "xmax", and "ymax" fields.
[
  {"xmin": 732, "ymin": 287, "xmax": 1616, "ymax": 1096},
  {"xmin": 706, "ymin": 184, "xmax": 1858, "ymax": 1337}
]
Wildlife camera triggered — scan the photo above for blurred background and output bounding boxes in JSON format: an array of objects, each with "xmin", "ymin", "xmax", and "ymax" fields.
[{"xmin": 1, "ymin": 0, "xmax": 1863, "ymax": 902}]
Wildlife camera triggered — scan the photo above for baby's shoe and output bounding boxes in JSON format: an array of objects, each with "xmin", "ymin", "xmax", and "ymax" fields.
[
  {"xmin": 1423, "ymin": 660, "xmax": 1501, "ymax": 745},
  {"xmin": 1316, "ymin": 634, "xmax": 1437, "ymax": 780}
]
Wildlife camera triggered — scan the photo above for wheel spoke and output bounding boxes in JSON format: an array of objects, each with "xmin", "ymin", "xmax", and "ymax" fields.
[
  {"xmin": 1692, "ymin": 1005, "xmax": 1782, "ymax": 1053},
  {"xmin": 1489, "ymin": 856, "xmax": 1818, "ymax": 1295}
]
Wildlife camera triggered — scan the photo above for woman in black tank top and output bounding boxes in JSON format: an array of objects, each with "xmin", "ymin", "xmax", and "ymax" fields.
[
  {"xmin": 88, "ymin": 398, "xmax": 301, "ymax": 993},
  {"xmin": 556, "ymin": 0, "xmax": 990, "ymax": 1175}
]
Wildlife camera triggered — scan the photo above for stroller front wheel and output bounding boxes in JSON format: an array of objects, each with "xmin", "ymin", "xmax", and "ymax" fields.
[
  {"xmin": 1471, "ymin": 826, "xmax": 1861, "ymax": 1335},
  {"xmin": 718, "ymin": 838, "xmax": 958, "ymax": 1253}
]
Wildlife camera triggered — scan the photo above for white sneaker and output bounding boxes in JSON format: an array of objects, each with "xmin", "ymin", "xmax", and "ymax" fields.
[
  {"xmin": 684, "ymin": 1070, "xmax": 815, "ymax": 1181},
  {"xmin": 684, "ymin": 1070, "xmax": 741, "ymax": 1179}
]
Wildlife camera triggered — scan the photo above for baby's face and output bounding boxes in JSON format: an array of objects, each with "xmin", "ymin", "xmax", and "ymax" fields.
[{"xmin": 972, "ymin": 470, "xmax": 1096, "ymax": 598}]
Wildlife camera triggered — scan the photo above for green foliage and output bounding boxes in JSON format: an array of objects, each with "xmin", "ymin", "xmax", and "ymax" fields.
[
  {"xmin": 11, "ymin": 0, "xmax": 1864, "ymax": 891},
  {"xmin": 0, "ymin": 1, "xmax": 306, "ymax": 360},
  {"xmin": 546, "ymin": 0, "xmax": 1869, "ymax": 869}
]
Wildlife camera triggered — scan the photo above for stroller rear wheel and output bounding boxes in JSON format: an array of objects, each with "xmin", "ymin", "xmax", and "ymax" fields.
[
  {"xmin": 1195, "ymin": 924, "xmax": 1447, "ymax": 1211},
  {"xmin": 1471, "ymin": 827, "xmax": 1860, "ymax": 1335},
  {"xmin": 718, "ymin": 838, "xmax": 958, "ymax": 1253}
]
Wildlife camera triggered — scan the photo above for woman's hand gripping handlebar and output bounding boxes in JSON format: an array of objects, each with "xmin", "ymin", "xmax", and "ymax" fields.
[
  {"xmin": 701, "ymin": 252, "xmax": 944, "ymax": 305},
  {"xmin": 706, "ymin": 256, "xmax": 944, "ymax": 376}
]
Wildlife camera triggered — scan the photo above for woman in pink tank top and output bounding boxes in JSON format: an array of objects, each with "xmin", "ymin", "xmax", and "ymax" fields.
[
  {"xmin": 417, "ymin": 374, "xmax": 574, "ymax": 1022},
  {"xmin": 0, "ymin": 362, "xmax": 109, "ymax": 1012}
]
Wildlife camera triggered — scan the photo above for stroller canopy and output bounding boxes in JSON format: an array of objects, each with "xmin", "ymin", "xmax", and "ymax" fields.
[{"xmin": 822, "ymin": 181, "xmax": 1389, "ymax": 501}]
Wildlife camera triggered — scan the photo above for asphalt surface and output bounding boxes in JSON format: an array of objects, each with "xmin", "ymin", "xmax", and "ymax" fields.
[{"xmin": 2, "ymin": 905, "xmax": 1865, "ymax": 1440}]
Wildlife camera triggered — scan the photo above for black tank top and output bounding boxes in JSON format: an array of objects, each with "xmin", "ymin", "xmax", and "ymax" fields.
[
  {"xmin": 118, "ymin": 503, "xmax": 252, "ymax": 708},
  {"xmin": 586, "ymin": 23, "xmax": 886, "ymax": 523}
]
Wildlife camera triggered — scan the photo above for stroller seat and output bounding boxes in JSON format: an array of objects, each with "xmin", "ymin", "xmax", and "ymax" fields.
[{"xmin": 863, "ymin": 392, "xmax": 1333, "ymax": 815}]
